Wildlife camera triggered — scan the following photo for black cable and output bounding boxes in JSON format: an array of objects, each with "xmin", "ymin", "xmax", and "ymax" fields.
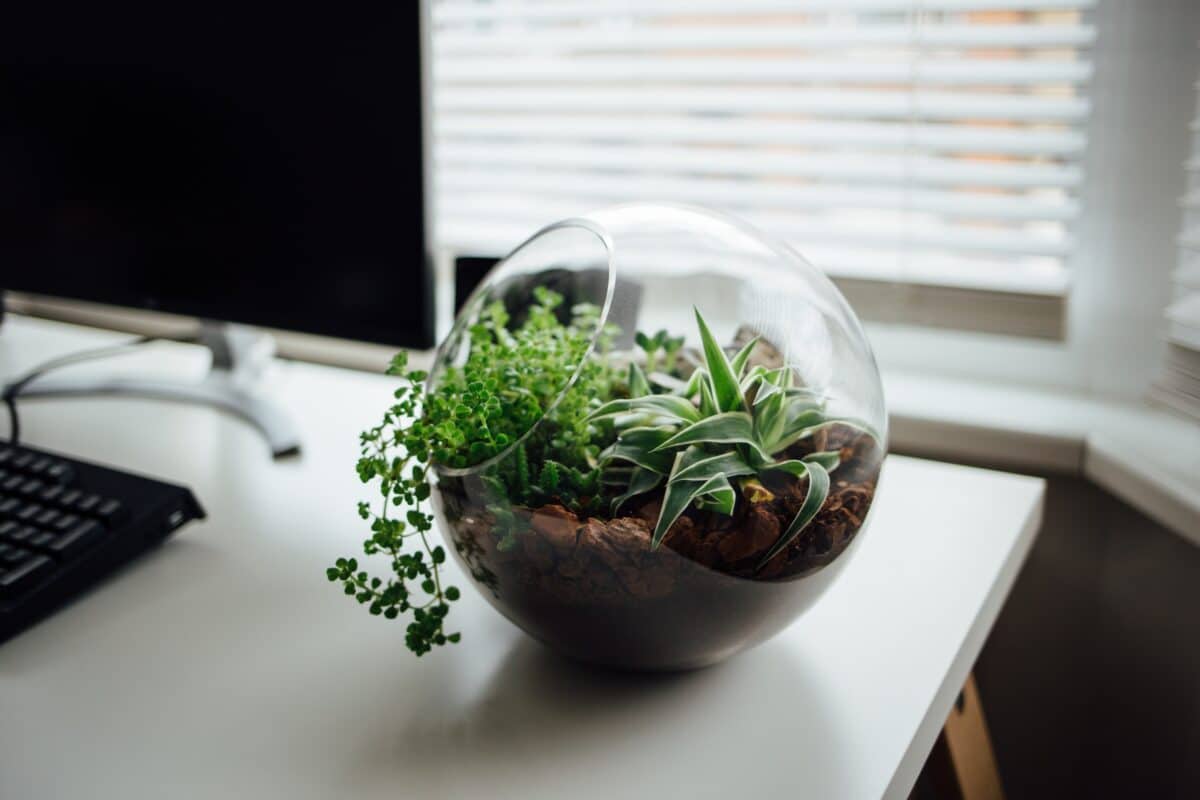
[{"xmin": 2, "ymin": 334, "xmax": 195, "ymax": 445}]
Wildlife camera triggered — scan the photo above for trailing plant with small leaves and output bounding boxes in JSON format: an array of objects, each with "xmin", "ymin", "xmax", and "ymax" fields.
[
  {"xmin": 329, "ymin": 288, "xmax": 621, "ymax": 655},
  {"xmin": 590, "ymin": 308, "xmax": 879, "ymax": 571}
]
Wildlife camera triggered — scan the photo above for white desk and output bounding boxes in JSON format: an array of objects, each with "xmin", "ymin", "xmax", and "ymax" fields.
[{"xmin": 0, "ymin": 316, "xmax": 1044, "ymax": 800}]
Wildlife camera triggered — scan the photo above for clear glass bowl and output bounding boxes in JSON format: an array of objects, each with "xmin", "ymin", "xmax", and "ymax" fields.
[{"xmin": 429, "ymin": 204, "xmax": 887, "ymax": 670}]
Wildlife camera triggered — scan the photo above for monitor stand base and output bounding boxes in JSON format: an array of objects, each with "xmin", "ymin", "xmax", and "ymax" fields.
[{"xmin": 16, "ymin": 322, "xmax": 302, "ymax": 459}]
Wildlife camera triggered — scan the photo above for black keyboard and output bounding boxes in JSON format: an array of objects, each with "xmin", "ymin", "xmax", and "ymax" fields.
[{"xmin": 0, "ymin": 443, "xmax": 204, "ymax": 643}]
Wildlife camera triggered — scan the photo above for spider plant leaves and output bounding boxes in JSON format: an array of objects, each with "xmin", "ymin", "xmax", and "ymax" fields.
[
  {"xmin": 680, "ymin": 368, "xmax": 707, "ymax": 400},
  {"xmin": 699, "ymin": 372, "xmax": 719, "ymax": 417},
  {"xmin": 730, "ymin": 335, "xmax": 761, "ymax": 378},
  {"xmin": 772, "ymin": 416, "xmax": 884, "ymax": 453},
  {"xmin": 599, "ymin": 426, "xmax": 677, "ymax": 474},
  {"xmin": 670, "ymin": 450, "xmax": 756, "ymax": 483},
  {"xmin": 691, "ymin": 474, "xmax": 736, "ymax": 515},
  {"xmin": 766, "ymin": 450, "xmax": 842, "ymax": 478},
  {"xmin": 756, "ymin": 461, "xmax": 831, "ymax": 571},
  {"xmin": 611, "ymin": 466, "xmax": 664, "ymax": 513},
  {"xmin": 651, "ymin": 465, "xmax": 736, "ymax": 547},
  {"xmin": 694, "ymin": 308, "xmax": 744, "ymax": 413},
  {"xmin": 651, "ymin": 411, "xmax": 773, "ymax": 463},
  {"xmin": 588, "ymin": 394, "xmax": 701, "ymax": 426},
  {"xmin": 763, "ymin": 408, "xmax": 827, "ymax": 453},
  {"xmin": 628, "ymin": 361, "xmax": 651, "ymax": 398},
  {"xmin": 801, "ymin": 450, "xmax": 842, "ymax": 471}
]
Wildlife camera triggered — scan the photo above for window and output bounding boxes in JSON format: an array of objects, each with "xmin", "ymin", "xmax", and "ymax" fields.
[{"xmin": 429, "ymin": 0, "xmax": 1095, "ymax": 339}]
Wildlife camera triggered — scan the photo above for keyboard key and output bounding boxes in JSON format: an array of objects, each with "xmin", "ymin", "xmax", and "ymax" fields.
[
  {"xmin": 59, "ymin": 489, "xmax": 82, "ymax": 507},
  {"xmin": 96, "ymin": 498, "xmax": 126, "ymax": 525},
  {"xmin": 2, "ymin": 475, "xmax": 23, "ymax": 492},
  {"xmin": 0, "ymin": 497, "xmax": 21, "ymax": 517},
  {"xmin": 2, "ymin": 547, "xmax": 24, "ymax": 565},
  {"xmin": 46, "ymin": 520, "xmax": 104, "ymax": 559},
  {"xmin": 16, "ymin": 504, "xmax": 43, "ymax": 523},
  {"xmin": 29, "ymin": 457, "xmax": 53, "ymax": 475},
  {"xmin": 0, "ymin": 447, "xmax": 12, "ymax": 466},
  {"xmin": 43, "ymin": 461, "xmax": 76, "ymax": 484},
  {"xmin": 35, "ymin": 508, "xmax": 61, "ymax": 528},
  {"xmin": 38, "ymin": 484, "xmax": 65, "ymax": 505},
  {"xmin": 53, "ymin": 514, "xmax": 80, "ymax": 532},
  {"xmin": 18, "ymin": 479, "xmax": 44, "ymax": 497},
  {"xmin": 11, "ymin": 452, "xmax": 34, "ymax": 470},
  {"xmin": 10, "ymin": 526, "xmax": 37, "ymax": 543},
  {"xmin": 75, "ymin": 493, "xmax": 102, "ymax": 514},
  {"xmin": 30, "ymin": 531, "xmax": 56, "ymax": 549},
  {"xmin": 0, "ymin": 552, "xmax": 53, "ymax": 598},
  {"xmin": 0, "ymin": 520, "xmax": 16, "ymax": 539}
]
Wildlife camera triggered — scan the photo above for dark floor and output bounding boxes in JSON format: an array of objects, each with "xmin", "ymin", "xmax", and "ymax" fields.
[{"xmin": 968, "ymin": 473, "xmax": 1200, "ymax": 798}]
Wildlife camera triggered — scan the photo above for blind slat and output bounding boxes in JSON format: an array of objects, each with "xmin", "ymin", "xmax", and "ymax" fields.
[
  {"xmin": 437, "ymin": 87, "xmax": 1089, "ymax": 121},
  {"xmin": 438, "ymin": 173, "xmax": 1079, "ymax": 220},
  {"xmin": 436, "ymin": 56, "xmax": 1092, "ymax": 86},
  {"xmin": 436, "ymin": 24, "xmax": 1097, "ymax": 53},
  {"xmin": 437, "ymin": 143, "xmax": 1080, "ymax": 188},
  {"xmin": 435, "ymin": 0, "xmax": 1096, "ymax": 23},
  {"xmin": 439, "ymin": 203, "xmax": 1072, "ymax": 256},
  {"xmin": 436, "ymin": 115, "xmax": 1086, "ymax": 155},
  {"xmin": 437, "ymin": 219, "xmax": 1069, "ymax": 295}
]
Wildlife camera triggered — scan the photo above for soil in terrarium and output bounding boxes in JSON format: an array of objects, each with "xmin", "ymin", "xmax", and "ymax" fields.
[{"xmin": 439, "ymin": 421, "xmax": 881, "ymax": 606}]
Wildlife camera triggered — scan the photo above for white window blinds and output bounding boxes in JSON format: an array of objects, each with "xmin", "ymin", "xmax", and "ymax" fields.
[
  {"xmin": 1151, "ymin": 69, "xmax": 1200, "ymax": 421},
  {"xmin": 430, "ymin": 0, "xmax": 1094, "ymax": 328}
]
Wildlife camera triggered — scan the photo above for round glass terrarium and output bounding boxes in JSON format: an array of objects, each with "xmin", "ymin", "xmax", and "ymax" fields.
[{"xmin": 429, "ymin": 204, "xmax": 887, "ymax": 670}]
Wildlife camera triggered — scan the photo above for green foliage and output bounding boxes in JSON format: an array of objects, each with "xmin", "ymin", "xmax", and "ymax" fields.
[
  {"xmin": 635, "ymin": 328, "xmax": 685, "ymax": 375},
  {"xmin": 331, "ymin": 289, "xmax": 620, "ymax": 655},
  {"xmin": 592, "ymin": 308, "xmax": 879, "ymax": 570}
]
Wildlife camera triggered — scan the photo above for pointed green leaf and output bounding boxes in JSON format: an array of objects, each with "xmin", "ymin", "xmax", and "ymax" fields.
[
  {"xmin": 730, "ymin": 335, "xmax": 761, "ymax": 378},
  {"xmin": 802, "ymin": 449, "xmax": 842, "ymax": 471},
  {"xmin": 694, "ymin": 308, "xmax": 744, "ymax": 412},
  {"xmin": 764, "ymin": 408, "xmax": 826, "ymax": 453},
  {"xmin": 611, "ymin": 467, "xmax": 664, "ymax": 513},
  {"xmin": 588, "ymin": 394, "xmax": 701, "ymax": 425},
  {"xmin": 757, "ymin": 462, "xmax": 831, "ymax": 571},
  {"xmin": 741, "ymin": 364, "xmax": 767, "ymax": 395},
  {"xmin": 653, "ymin": 412, "xmax": 773, "ymax": 463},
  {"xmin": 628, "ymin": 361, "xmax": 651, "ymax": 398},
  {"xmin": 773, "ymin": 416, "xmax": 883, "ymax": 454},
  {"xmin": 652, "ymin": 454, "xmax": 706, "ymax": 547},
  {"xmin": 599, "ymin": 426, "xmax": 677, "ymax": 474},
  {"xmin": 670, "ymin": 450, "xmax": 755, "ymax": 484},
  {"xmin": 652, "ymin": 468, "xmax": 740, "ymax": 547},
  {"xmin": 764, "ymin": 459, "xmax": 808, "ymax": 479},
  {"xmin": 753, "ymin": 390, "xmax": 787, "ymax": 450},
  {"xmin": 681, "ymin": 368, "xmax": 707, "ymax": 400},
  {"xmin": 699, "ymin": 372, "xmax": 719, "ymax": 417},
  {"xmin": 693, "ymin": 474, "xmax": 736, "ymax": 516}
]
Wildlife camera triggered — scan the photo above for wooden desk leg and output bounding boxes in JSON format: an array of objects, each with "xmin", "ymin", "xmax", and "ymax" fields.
[{"xmin": 921, "ymin": 673, "xmax": 1006, "ymax": 800}]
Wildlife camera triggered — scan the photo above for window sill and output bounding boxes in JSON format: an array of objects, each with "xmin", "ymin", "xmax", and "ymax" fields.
[{"xmin": 885, "ymin": 370, "xmax": 1200, "ymax": 547}]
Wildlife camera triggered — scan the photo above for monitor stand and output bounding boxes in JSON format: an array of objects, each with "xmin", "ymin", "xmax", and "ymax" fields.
[{"xmin": 16, "ymin": 322, "xmax": 302, "ymax": 458}]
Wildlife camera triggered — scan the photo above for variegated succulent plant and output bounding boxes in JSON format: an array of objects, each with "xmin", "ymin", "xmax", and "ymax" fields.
[{"xmin": 589, "ymin": 308, "xmax": 876, "ymax": 570}]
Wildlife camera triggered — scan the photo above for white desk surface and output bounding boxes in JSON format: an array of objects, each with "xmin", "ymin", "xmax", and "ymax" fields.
[{"xmin": 0, "ymin": 316, "xmax": 1044, "ymax": 800}]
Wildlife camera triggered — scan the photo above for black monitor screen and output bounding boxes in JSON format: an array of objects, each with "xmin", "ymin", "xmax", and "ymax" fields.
[{"xmin": 0, "ymin": 2, "xmax": 432, "ymax": 347}]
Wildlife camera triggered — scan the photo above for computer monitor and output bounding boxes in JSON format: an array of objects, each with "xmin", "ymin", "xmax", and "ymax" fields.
[{"xmin": 0, "ymin": 1, "xmax": 434, "ymax": 349}]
